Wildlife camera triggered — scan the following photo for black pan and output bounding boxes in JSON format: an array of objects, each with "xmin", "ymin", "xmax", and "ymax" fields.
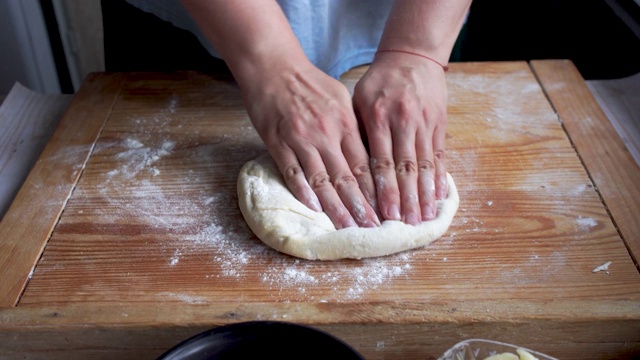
[{"xmin": 157, "ymin": 321, "xmax": 365, "ymax": 360}]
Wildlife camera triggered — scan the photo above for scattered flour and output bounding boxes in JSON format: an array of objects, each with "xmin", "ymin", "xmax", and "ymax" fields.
[
  {"xmin": 263, "ymin": 255, "xmax": 412, "ymax": 301},
  {"xmin": 460, "ymin": 216, "xmax": 484, "ymax": 234},
  {"xmin": 110, "ymin": 138, "xmax": 175, "ymax": 178},
  {"xmin": 97, "ymin": 135, "xmax": 416, "ymax": 302},
  {"xmin": 167, "ymin": 94, "xmax": 178, "ymax": 114},
  {"xmin": 159, "ymin": 292, "xmax": 208, "ymax": 304},
  {"xmin": 193, "ymin": 216, "xmax": 415, "ymax": 301},
  {"xmin": 168, "ymin": 249, "xmax": 181, "ymax": 266},
  {"xmin": 124, "ymin": 138, "xmax": 144, "ymax": 149},
  {"xmin": 576, "ymin": 216, "xmax": 597, "ymax": 232},
  {"xmin": 592, "ymin": 261, "xmax": 612, "ymax": 274}
]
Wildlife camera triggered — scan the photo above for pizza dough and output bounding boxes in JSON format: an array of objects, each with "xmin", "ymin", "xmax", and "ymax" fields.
[
  {"xmin": 237, "ymin": 153, "xmax": 459, "ymax": 260},
  {"xmin": 485, "ymin": 348, "xmax": 540, "ymax": 360}
]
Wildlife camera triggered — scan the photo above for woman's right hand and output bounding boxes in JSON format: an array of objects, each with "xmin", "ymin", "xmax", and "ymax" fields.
[{"xmin": 243, "ymin": 60, "xmax": 380, "ymax": 229}]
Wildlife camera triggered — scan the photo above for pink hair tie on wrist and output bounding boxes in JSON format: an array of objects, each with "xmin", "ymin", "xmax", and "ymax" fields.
[{"xmin": 376, "ymin": 49, "xmax": 449, "ymax": 72}]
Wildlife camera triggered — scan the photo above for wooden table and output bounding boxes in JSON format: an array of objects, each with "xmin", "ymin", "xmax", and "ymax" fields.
[{"xmin": 1, "ymin": 61, "xmax": 639, "ymax": 359}]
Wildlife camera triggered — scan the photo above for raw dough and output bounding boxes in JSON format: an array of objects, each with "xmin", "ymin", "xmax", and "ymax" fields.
[
  {"xmin": 484, "ymin": 348, "xmax": 540, "ymax": 360},
  {"xmin": 237, "ymin": 153, "xmax": 459, "ymax": 260}
]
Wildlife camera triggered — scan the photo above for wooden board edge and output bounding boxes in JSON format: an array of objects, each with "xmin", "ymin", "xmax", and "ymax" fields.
[
  {"xmin": 3, "ymin": 300, "xmax": 640, "ymax": 327},
  {"xmin": 1, "ymin": 301, "xmax": 639, "ymax": 359},
  {"xmin": 530, "ymin": 59, "xmax": 640, "ymax": 271},
  {"xmin": 0, "ymin": 72, "xmax": 127, "ymax": 307}
]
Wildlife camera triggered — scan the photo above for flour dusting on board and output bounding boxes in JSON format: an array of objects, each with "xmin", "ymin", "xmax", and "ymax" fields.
[
  {"xmin": 108, "ymin": 137, "xmax": 175, "ymax": 178},
  {"xmin": 189, "ymin": 212, "xmax": 415, "ymax": 301},
  {"xmin": 97, "ymin": 135, "xmax": 416, "ymax": 302},
  {"xmin": 258, "ymin": 254, "xmax": 413, "ymax": 301},
  {"xmin": 576, "ymin": 216, "xmax": 597, "ymax": 232}
]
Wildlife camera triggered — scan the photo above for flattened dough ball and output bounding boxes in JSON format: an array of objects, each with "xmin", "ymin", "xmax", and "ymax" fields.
[{"xmin": 237, "ymin": 153, "xmax": 460, "ymax": 260}]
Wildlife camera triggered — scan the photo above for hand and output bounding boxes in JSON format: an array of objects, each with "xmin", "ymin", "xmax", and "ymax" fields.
[
  {"xmin": 243, "ymin": 61, "xmax": 380, "ymax": 229},
  {"xmin": 353, "ymin": 52, "xmax": 449, "ymax": 225}
]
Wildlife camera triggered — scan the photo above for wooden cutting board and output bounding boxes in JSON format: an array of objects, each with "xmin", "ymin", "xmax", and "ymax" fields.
[{"xmin": 1, "ymin": 61, "xmax": 639, "ymax": 359}]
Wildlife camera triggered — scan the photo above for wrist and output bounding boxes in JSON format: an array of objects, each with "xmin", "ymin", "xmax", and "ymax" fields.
[
  {"xmin": 376, "ymin": 49, "xmax": 449, "ymax": 72},
  {"xmin": 231, "ymin": 43, "xmax": 311, "ymax": 88},
  {"xmin": 370, "ymin": 50, "xmax": 449, "ymax": 79}
]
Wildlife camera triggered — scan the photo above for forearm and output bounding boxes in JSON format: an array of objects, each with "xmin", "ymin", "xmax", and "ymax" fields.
[
  {"xmin": 379, "ymin": 0, "xmax": 472, "ymax": 65},
  {"xmin": 180, "ymin": 0, "xmax": 309, "ymax": 86},
  {"xmin": 183, "ymin": 0, "xmax": 381, "ymax": 229}
]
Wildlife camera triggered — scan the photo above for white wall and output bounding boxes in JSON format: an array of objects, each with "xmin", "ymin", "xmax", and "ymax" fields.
[
  {"xmin": 52, "ymin": 0, "xmax": 104, "ymax": 91},
  {"xmin": 0, "ymin": 0, "xmax": 60, "ymax": 95}
]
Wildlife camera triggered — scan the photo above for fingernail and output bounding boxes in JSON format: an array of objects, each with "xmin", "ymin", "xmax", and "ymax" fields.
[
  {"xmin": 309, "ymin": 193, "xmax": 322, "ymax": 212},
  {"xmin": 343, "ymin": 217, "xmax": 358, "ymax": 229},
  {"xmin": 364, "ymin": 218, "xmax": 379, "ymax": 228},
  {"xmin": 436, "ymin": 177, "xmax": 448, "ymax": 200},
  {"xmin": 423, "ymin": 205, "xmax": 436, "ymax": 220},
  {"xmin": 387, "ymin": 204, "xmax": 401, "ymax": 221},
  {"xmin": 405, "ymin": 212, "xmax": 421, "ymax": 225},
  {"xmin": 365, "ymin": 210, "xmax": 381, "ymax": 227}
]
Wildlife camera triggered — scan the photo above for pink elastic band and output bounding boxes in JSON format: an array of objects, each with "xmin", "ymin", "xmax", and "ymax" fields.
[{"xmin": 376, "ymin": 49, "xmax": 449, "ymax": 72}]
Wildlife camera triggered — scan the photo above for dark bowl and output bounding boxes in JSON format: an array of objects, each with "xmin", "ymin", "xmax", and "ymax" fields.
[{"xmin": 157, "ymin": 321, "xmax": 364, "ymax": 360}]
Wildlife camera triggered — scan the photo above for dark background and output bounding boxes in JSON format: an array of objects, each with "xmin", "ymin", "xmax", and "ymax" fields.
[
  {"xmin": 459, "ymin": 0, "xmax": 640, "ymax": 79},
  {"xmin": 100, "ymin": 0, "xmax": 640, "ymax": 80}
]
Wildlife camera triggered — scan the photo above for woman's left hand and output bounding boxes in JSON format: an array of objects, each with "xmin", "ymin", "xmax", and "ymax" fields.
[{"xmin": 353, "ymin": 51, "xmax": 449, "ymax": 225}]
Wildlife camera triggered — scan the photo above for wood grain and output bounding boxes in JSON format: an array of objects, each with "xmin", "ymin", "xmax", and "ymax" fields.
[
  {"xmin": 2, "ymin": 63, "xmax": 639, "ymax": 359},
  {"xmin": 1, "ymin": 301, "xmax": 639, "ymax": 359},
  {"xmin": 20, "ymin": 65, "xmax": 640, "ymax": 307},
  {"xmin": 531, "ymin": 60, "xmax": 640, "ymax": 268},
  {"xmin": 0, "ymin": 73, "xmax": 125, "ymax": 307}
]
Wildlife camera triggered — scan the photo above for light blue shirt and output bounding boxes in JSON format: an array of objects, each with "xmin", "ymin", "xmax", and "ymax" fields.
[{"xmin": 126, "ymin": 0, "xmax": 393, "ymax": 78}]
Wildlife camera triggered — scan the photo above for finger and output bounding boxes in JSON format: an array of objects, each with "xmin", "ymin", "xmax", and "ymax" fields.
[
  {"xmin": 367, "ymin": 126, "xmax": 401, "ymax": 222},
  {"xmin": 341, "ymin": 132, "xmax": 381, "ymax": 222},
  {"xmin": 416, "ymin": 126, "xmax": 437, "ymax": 221},
  {"xmin": 270, "ymin": 144, "xmax": 322, "ymax": 212},
  {"xmin": 393, "ymin": 124, "xmax": 421, "ymax": 225},
  {"xmin": 321, "ymin": 146, "xmax": 380, "ymax": 228},
  {"xmin": 433, "ymin": 122, "xmax": 448, "ymax": 201},
  {"xmin": 294, "ymin": 146, "xmax": 358, "ymax": 229}
]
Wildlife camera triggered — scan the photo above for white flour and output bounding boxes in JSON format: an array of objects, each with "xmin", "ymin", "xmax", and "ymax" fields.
[
  {"xmin": 109, "ymin": 138, "xmax": 175, "ymax": 178},
  {"xmin": 188, "ymin": 211, "xmax": 415, "ymax": 301},
  {"xmin": 97, "ymin": 135, "xmax": 415, "ymax": 301},
  {"xmin": 576, "ymin": 216, "xmax": 598, "ymax": 232}
]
